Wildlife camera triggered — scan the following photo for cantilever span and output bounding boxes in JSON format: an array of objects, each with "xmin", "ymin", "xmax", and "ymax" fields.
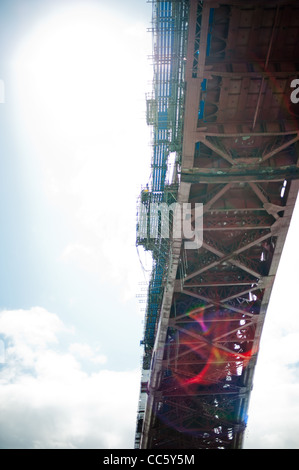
[{"xmin": 135, "ymin": 0, "xmax": 299, "ymax": 449}]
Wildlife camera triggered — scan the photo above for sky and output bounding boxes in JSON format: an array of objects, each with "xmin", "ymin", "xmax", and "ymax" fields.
[{"xmin": 0, "ymin": 0, "xmax": 298, "ymax": 450}]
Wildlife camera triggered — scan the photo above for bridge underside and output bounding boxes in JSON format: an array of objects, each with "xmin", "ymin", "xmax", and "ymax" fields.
[{"xmin": 136, "ymin": 0, "xmax": 299, "ymax": 449}]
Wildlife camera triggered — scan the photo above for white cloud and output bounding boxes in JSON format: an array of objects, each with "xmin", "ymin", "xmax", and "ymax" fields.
[
  {"xmin": 244, "ymin": 349, "xmax": 299, "ymax": 449},
  {"xmin": 69, "ymin": 342, "xmax": 107, "ymax": 365},
  {"xmin": 0, "ymin": 307, "xmax": 64, "ymax": 347},
  {"xmin": 0, "ymin": 307, "xmax": 140, "ymax": 449},
  {"xmin": 244, "ymin": 196, "xmax": 299, "ymax": 449},
  {"xmin": 0, "ymin": 307, "xmax": 66, "ymax": 373}
]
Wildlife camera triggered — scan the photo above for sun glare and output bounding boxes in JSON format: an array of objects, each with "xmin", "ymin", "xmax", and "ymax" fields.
[
  {"xmin": 9, "ymin": 2, "xmax": 151, "ymax": 291},
  {"xmin": 11, "ymin": 4, "xmax": 128, "ymax": 141},
  {"xmin": 10, "ymin": 2, "xmax": 151, "ymax": 204}
]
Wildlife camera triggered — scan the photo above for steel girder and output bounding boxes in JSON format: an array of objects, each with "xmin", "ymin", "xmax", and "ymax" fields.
[{"xmin": 137, "ymin": 0, "xmax": 299, "ymax": 450}]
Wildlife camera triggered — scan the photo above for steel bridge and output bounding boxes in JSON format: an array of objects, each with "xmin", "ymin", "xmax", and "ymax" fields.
[{"xmin": 135, "ymin": 0, "xmax": 299, "ymax": 449}]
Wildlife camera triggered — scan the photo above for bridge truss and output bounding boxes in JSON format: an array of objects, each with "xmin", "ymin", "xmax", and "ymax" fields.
[{"xmin": 135, "ymin": 0, "xmax": 299, "ymax": 449}]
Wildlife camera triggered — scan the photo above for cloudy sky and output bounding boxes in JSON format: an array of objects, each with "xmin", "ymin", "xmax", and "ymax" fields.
[
  {"xmin": 0, "ymin": 0, "xmax": 152, "ymax": 449},
  {"xmin": 0, "ymin": 0, "xmax": 298, "ymax": 450}
]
